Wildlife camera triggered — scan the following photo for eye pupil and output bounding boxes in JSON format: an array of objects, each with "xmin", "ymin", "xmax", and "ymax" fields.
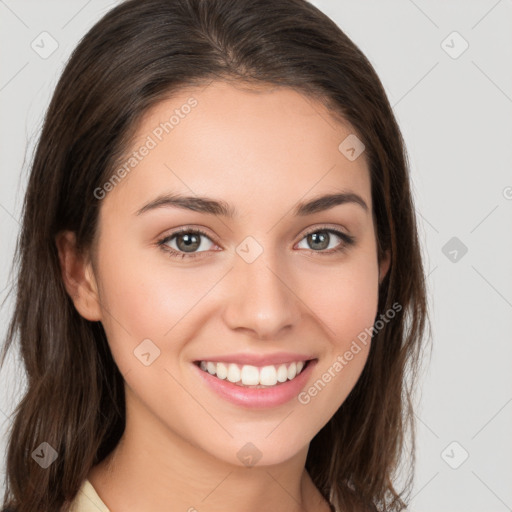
[
  {"xmin": 177, "ymin": 233, "xmax": 200, "ymax": 252},
  {"xmin": 308, "ymin": 231, "xmax": 329, "ymax": 250}
]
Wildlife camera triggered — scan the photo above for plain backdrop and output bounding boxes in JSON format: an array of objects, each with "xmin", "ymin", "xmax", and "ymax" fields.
[{"xmin": 1, "ymin": 1, "xmax": 511, "ymax": 511}]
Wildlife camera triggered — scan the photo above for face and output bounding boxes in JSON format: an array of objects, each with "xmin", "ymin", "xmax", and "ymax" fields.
[{"xmin": 76, "ymin": 80, "xmax": 389, "ymax": 467}]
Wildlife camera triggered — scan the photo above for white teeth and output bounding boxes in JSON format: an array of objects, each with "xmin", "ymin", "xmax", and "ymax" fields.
[
  {"xmin": 241, "ymin": 365, "xmax": 260, "ymax": 385},
  {"xmin": 227, "ymin": 363, "xmax": 241, "ymax": 383},
  {"xmin": 216, "ymin": 362, "xmax": 228, "ymax": 380},
  {"xmin": 206, "ymin": 361, "xmax": 216, "ymax": 375},
  {"xmin": 276, "ymin": 364, "xmax": 288, "ymax": 383},
  {"xmin": 287, "ymin": 362, "xmax": 297, "ymax": 380},
  {"xmin": 259, "ymin": 365, "xmax": 277, "ymax": 386},
  {"xmin": 198, "ymin": 360, "xmax": 309, "ymax": 387}
]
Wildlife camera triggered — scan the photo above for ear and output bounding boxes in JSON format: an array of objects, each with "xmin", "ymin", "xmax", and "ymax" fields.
[
  {"xmin": 378, "ymin": 248, "xmax": 391, "ymax": 285},
  {"xmin": 55, "ymin": 230, "xmax": 102, "ymax": 321}
]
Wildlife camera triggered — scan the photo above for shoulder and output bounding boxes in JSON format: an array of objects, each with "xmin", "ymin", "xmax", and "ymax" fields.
[
  {"xmin": 69, "ymin": 478, "xmax": 111, "ymax": 512},
  {"xmin": 0, "ymin": 479, "xmax": 112, "ymax": 512}
]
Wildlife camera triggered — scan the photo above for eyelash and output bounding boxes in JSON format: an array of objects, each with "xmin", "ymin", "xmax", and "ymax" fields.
[{"xmin": 157, "ymin": 225, "xmax": 356, "ymax": 260}]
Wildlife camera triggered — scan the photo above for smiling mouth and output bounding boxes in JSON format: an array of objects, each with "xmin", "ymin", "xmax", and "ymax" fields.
[{"xmin": 193, "ymin": 359, "xmax": 314, "ymax": 388}]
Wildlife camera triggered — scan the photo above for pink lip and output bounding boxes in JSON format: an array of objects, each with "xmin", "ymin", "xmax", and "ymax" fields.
[
  {"xmin": 192, "ymin": 358, "xmax": 317, "ymax": 409},
  {"xmin": 193, "ymin": 352, "xmax": 314, "ymax": 367}
]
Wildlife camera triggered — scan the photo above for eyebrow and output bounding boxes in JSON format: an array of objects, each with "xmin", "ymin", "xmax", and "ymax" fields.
[{"xmin": 135, "ymin": 191, "xmax": 368, "ymax": 217}]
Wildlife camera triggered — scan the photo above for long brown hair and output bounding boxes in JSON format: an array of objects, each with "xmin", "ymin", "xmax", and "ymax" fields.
[{"xmin": 1, "ymin": 0, "xmax": 430, "ymax": 510}]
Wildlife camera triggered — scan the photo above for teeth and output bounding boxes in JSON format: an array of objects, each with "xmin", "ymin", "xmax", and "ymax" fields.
[
  {"xmin": 287, "ymin": 362, "xmax": 297, "ymax": 380},
  {"xmin": 216, "ymin": 362, "xmax": 228, "ymax": 380},
  {"xmin": 227, "ymin": 363, "xmax": 241, "ymax": 383},
  {"xmin": 198, "ymin": 360, "xmax": 308, "ymax": 387},
  {"xmin": 276, "ymin": 364, "xmax": 288, "ymax": 383},
  {"xmin": 260, "ymin": 365, "xmax": 277, "ymax": 386},
  {"xmin": 240, "ymin": 365, "xmax": 259, "ymax": 385}
]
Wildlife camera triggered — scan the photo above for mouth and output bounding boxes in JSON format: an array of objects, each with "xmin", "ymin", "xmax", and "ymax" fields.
[
  {"xmin": 193, "ymin": 359, "xmax": 315, "ymax": 389},
  {"xmin": 192, "ymin": 357, "xmax": 318, "ymax": 408}
]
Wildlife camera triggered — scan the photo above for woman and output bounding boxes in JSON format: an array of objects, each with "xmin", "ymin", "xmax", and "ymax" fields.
[{"xmin": 0, "ymin": 0, "xmax": 429, "ymax": 510}]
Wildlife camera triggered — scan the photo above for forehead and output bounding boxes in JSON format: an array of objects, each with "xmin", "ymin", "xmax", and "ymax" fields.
[{"xmin": 102, "ymin": 80, "xmax": 371, "ymax": 217}]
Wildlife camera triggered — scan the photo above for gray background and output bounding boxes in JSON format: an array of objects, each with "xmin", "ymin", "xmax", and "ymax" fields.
[{"xmin": 1, "ymin": 1, "xmax": 511, "ymax": 510}]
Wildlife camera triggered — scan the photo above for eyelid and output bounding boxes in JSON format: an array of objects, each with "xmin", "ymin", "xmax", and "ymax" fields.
[
  {"xmin": 298, "ymin": 223, "xmax": 352, "ymax": 240},
  {"xmin": 158, "ymin": 225, "xmax": 220, "ymax": 245}
]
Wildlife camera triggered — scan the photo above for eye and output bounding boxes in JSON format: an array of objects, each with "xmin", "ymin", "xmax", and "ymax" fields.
[
  {"xmin": 157, "ymin": 228, "xmax": 218, "ymax": 259},
  {"xmin": 157, "ymin": 225, "xmax": 355, "ymax": 260},
  {"xmin": 296, "ymin": 227, "xmax": 355, "ymax": 254}
]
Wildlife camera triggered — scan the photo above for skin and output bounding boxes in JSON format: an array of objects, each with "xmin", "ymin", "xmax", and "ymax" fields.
[{"xmin": 57, "ymin": 80, "xmax": 390, "ymax": 512}]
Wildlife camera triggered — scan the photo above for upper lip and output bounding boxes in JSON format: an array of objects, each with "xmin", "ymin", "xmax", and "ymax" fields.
[{"xmin": 194, "ymin": 352, "xmax": 316, "ymax": 367}]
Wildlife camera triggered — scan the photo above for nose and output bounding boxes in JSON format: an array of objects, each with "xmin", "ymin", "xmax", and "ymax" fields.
[{"xmin": 222, "ymin": 248, "xmax": 302, "ymax": 340}]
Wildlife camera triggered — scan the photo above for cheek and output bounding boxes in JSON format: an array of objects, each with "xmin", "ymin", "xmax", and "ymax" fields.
[
  {"xmin": 296, "ymin": 249, "xmax": 379, "ymax": 410},
  {"xmin": 302, "ymin": 252, "xmax": 380, "ymax": 343},
  {"xmin": 94, "ymin": 246, "xmax": 221, "ymax": 369}
]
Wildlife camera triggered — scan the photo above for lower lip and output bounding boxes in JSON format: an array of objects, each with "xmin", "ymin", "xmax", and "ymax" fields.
[{"xmin": 192, "ymin": 359, "xmax": 317, "ymax": 409}]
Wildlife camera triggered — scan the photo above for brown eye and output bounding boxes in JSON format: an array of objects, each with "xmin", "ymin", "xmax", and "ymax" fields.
[{"xmin": 175, "ymin": 232, "xmax": 202, "ymax": 252}]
